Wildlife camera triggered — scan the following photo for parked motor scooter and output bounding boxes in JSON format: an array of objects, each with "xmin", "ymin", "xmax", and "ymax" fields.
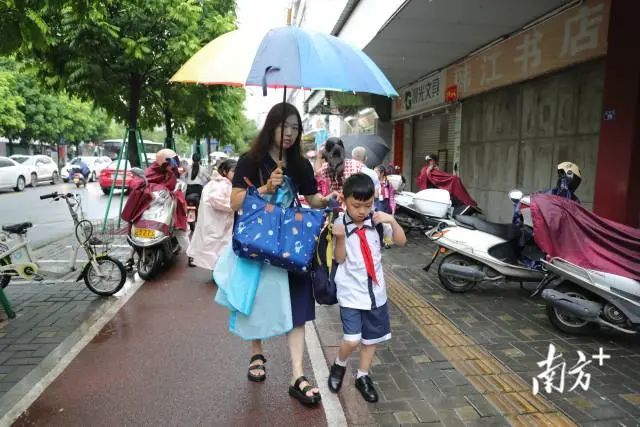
[
  {"xmin": 530, "ymin": 258, "xmax": 640, "ymax": 335},
  {"xmin": 394, "ymin": 189, "xmax": 474, "ymax": 233},
  {"xmin": 127, "ymin": 168, "xmax": 182, "ymax": 280},
  {"xmin": 425, "ymin": 189, "xmax": 545, "ymax": 292}
]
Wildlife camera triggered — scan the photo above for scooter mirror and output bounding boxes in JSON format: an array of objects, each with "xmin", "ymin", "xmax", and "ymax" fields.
[
  {"xmin": 130, "ymin": 167, "xmax": 145, "ymax": 178},
  {"xmin": 508, "ymin": 189, "xmax": 523, "ymax": 203}
]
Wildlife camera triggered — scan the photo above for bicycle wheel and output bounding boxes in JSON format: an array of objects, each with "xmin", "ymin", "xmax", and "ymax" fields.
[{"xmin": 83, "ymin": 255, "xmax": 126, "ymax": 296}]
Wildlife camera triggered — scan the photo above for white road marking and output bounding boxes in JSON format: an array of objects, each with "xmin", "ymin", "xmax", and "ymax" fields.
[{"xmin": 305, "ymin": 322, "xmax": 347, "ymax": 427}]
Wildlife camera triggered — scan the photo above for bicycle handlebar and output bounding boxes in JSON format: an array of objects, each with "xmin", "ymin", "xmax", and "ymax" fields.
[
  {"xmin": 40, "ymin": 192, "xmax": 58, "ymax": 200},
  {"xmin": 40, "ymin": 192, "xmax": 74, "ymax": 200}
]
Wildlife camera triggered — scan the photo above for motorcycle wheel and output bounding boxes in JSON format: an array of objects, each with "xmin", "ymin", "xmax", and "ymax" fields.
[
  {"xmin": 137, "ymin": 248, "xmax": 162, "ymax": 280},
  {"xmin": 83, "ymin": 255, "xmax": 126, "ymax": 296},
  {"xmin": 546, "ymin": 282, "xmax": 598, "ymax": 335},
  {"xmin": 437, "ymin": 253, "xmax": 477, "ymax": 293}
]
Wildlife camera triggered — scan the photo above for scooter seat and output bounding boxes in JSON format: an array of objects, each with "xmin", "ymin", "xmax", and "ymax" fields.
[
  {"xmin": 454, "ymin": 215, "xmax": 520, "ymax": 241},
  {"xmin": 2, "ymin": 222, "xmax": 33, "ymax": 234}
]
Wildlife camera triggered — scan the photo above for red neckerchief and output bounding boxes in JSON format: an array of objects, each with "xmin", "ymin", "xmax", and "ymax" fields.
[{"xmin": 354, "ymin": 226, "xmax": 379, "ymax": 286}]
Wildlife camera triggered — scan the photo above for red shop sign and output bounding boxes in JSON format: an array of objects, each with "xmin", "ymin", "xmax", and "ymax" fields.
[{"xmin": 445, "ymin": 85, "xmax": 458, "ymax": 102}]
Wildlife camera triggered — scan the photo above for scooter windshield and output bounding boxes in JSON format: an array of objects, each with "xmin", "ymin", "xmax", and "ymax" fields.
[{"xmin": 141, "ymin": 189, "xmax": 173, "ymax": 224}]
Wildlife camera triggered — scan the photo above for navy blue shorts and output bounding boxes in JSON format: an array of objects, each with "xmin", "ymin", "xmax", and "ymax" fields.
[{"xmin": 340, "ymin": 303, "xmax": 391, "ymax": 345}]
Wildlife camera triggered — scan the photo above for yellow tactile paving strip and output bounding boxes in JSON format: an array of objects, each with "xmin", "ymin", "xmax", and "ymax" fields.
[{"xmin": 385, "ymin": 269, "xmax": 576, "ymax": 427}]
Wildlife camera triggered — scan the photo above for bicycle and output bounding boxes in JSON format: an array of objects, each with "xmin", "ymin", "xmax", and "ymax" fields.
[{"xmin": 0, "ymin": 191, "xmax": 126, "ymax": 298}]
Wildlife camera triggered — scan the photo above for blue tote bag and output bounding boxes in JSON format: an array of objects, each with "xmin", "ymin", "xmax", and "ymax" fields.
[{"xmin": 232, "ymin": 177, "xmax": 325, "ymax": 272}]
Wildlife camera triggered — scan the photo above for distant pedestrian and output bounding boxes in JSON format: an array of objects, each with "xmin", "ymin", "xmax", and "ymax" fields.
[
  {"xmin": 374, "ymin": 165, "xmax": 395, "ymax": 214},
  {"xmin": 328, "ymin": 173, "xmax": 406, "ymax": 403},
  {"xmin": 416, "ymin": 153, "xmax": 439, "ymax": 190},
  {"xmin": 316, "ymin": 137, "xmax": 363, "ymax": 194},
  {"xmin": 186, "ymin": 159, "xmax": 236, "ymax": 270},
  {"xmin": 351, "ymin": 146, "xmax": 381, "ymax": 199}
]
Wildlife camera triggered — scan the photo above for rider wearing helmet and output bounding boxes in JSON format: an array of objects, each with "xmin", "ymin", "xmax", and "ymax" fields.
[{"xmin": 548, "ymin": 161, "xmax": 581, "ymax": 203}]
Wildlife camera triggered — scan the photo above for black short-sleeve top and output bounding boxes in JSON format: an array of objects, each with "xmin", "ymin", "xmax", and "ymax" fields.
[{"xmin": 232, "ymin": 153, "xmax": 318, "ymax": 196}]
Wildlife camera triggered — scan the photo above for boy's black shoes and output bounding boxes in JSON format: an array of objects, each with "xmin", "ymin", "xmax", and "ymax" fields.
[
  {"xmin": 328, "ymin": 363, "xmax": 346, "ymax": 393},
  {"xmin": 355, "ymin": 375, "xmax": 378, "ymax": 402}
]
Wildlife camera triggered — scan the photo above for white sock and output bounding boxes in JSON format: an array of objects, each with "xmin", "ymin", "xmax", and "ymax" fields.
[
  {"xmin": 356, "ymin": 369, "xmax": 368, "ymax": 379},
  {"xmin": 335, "ymin": 357, "xmax": 347, "ymax": 367}
]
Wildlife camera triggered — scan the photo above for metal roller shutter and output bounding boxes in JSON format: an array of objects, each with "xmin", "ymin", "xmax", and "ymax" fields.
[
  {"xmin": 412, "ymin": 114, "xmax": 440, "ymax": 190},
  {"xmin": 446, "ymin": 104, "xmax": 461, "ymax": 174}
]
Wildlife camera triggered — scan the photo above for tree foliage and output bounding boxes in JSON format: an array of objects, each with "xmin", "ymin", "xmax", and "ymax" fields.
[
  {"xmin": 33, "ymin": 0, "xmax": 241, "ymax": 165},
  {"xmin": 0, "ymin": 58, "xmax": 110, "ymax": 145}
]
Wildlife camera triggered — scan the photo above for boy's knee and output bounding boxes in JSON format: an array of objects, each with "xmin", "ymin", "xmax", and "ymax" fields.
[{"xmin": 342, "ymin": 336, "xmax": 361, "ymax": 348}]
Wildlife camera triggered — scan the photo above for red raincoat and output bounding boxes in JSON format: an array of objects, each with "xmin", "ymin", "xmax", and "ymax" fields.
[
  {"xmin": 531, "ymin": 194, "xmax": 640, "ymax": 281},
  {"xmin": 121, "ymin": 162, "xmax": 187, "ymax": 230},
  {"xmin": 416, "ymin": 167, "xmax": 477, "ymax": 207}
]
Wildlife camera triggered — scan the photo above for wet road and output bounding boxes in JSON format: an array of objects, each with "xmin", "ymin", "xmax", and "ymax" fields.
[
  {"xmin": 13, "ymin": 257, "xmax": 328, "ymax": 426},
  {"xmin": 0, "ymin": 182, "xmax": 126, "ymax": 248}
]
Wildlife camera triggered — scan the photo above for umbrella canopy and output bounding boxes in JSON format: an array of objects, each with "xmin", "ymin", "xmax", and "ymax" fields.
[
  {"xmin": 171, "ymin": 27, "xmax": 397, "ymax": 97},
  {"xmin": 341, "ymin": 134, "xmax": 390, "ymax": 169},
  {"xmin": 209, "ymin": 151, "xmax": 229, "ymax": 159}
]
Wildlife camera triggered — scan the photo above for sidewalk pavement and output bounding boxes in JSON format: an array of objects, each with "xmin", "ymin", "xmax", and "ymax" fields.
[
  {"xmin": 352, "ymin": 235, "xmax": 640, "ymax": 426},
  {"xmin": 3, "ymin": 233, "xmax": 640, "ymax": 426},
  {"xmin": 0, "ymin": 234, "xmax": 132, "ymax": 410},
  {"xmin": 12, "ymin": 257, "xmax": 327, "ymax": 426}
]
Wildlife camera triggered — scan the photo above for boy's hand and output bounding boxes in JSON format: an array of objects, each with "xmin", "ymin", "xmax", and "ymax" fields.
[
  {"xmin": 332, "ymin": 223, "xmax": 346, "ymax": 238},
  {"xmin": 373, "ymin": 211, "xmax": 395, "ymax": 225}
]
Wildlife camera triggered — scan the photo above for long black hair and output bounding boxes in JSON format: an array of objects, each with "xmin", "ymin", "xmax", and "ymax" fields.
[
  {"xmin": 247, "ymin": 102, "xmax": 307, "ymax": 182},
  {"xmin": 190, "ymin": 152, "xmax": 201, "ymax": 181}
]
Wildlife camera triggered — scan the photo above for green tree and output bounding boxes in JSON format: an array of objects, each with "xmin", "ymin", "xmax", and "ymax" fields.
[
  {"xmin": 35, "ymin": 0, "xmax": 238, "ymax": 166},
  {"xmin": 0, "ymin": 1, "xmax": 47, "ymax": 55},
  {"xmin": 1, "ymin": 57, "xmax": 112, "ymax": 150},
  {"xmin": 0, "ymin": 69, "xmax": 26, "ymax": 138}
]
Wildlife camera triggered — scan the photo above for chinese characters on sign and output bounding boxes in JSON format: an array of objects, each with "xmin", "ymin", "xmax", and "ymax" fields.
[
  {"xmin": 445, "ymin": 0, "xmax": 609, "ymax": 100},
  {"xmin": 392, "ymin": 71, "xmax": 444, "ymax": 119},
  {"xmin": 392, "ymin": 0, "xmax": 610, "ymax": 121},
  {"xmin": 532, "ymin": 343, "xmax": 611, "ymax": 395}
]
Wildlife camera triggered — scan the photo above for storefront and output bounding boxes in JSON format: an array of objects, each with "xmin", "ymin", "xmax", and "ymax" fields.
[
  {"xmin": 391, "ymin": 71, "xmax": 463, "ymax": 190},
  {"xmin": 390, "ymin": 0, "xmax": 612, "ymax": 221}
]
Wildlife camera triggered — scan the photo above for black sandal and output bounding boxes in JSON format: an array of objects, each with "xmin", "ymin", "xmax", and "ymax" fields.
[
  {"xmin": 288, "ymin": 375, "xmax": 321, "ymax": 406},
  {"xmin": 247, "ymin": 354, "xmax": 266, "ymax": 382}
]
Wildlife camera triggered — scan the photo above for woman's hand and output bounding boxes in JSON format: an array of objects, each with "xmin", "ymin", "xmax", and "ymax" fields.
[
  {"xmin": 323, "ymin": 191, "xmax": 342, "ymax": 206},
  {"xmin": 268, "ymin": 167, "xmax": 284, "ymax": 189}
]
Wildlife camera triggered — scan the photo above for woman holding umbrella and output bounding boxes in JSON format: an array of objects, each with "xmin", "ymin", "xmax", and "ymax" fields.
[{"xmin": 230, "ymin": 102, "xmax": 337, "ymax": 406}]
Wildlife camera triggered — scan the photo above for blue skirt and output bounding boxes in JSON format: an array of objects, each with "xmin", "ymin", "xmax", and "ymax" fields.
[{"xmin": 288, "ymin": 271, "xmax": 315, "ymax": 327}]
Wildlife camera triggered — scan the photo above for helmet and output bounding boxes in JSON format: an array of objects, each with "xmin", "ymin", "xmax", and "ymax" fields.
[{"xmin": 557, "ymin": 161, "xmax": 581, "ymax": 193}]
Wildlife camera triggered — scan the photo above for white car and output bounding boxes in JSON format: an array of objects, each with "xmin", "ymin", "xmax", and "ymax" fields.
[
  {"xmin": 10, "ymin": 154, "xmax": 60, "ymax": 186},
  {"xmin": 61, "ymin": 156, "xmax": 112, "ymax": 182},
  {"xmin": 0, "ymin": 156, "xmax": 32, "ymax": 192}
]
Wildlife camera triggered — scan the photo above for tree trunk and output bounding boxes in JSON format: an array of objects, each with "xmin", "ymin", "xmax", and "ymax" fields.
[
  {"xmin": 164, "ymin": 107, "xmax": 174, "ymax": 150},
  {"xmin": 127, "ymin": 75, "xmax": 142, "ymax": 167},
  {"xmin": 7, "ymin": 137, "xmax": 12, "ymax": 156}
]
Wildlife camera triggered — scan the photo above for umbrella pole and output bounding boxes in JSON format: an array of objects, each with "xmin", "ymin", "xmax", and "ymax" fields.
[{"xmin": 279, "ymin": 86, "xmax": 287, "ymax": 162}]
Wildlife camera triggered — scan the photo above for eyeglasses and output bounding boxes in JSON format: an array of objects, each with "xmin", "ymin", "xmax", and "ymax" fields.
[{"xmin": 279, "ymin": 122, "xmax": 300, "ymax": 132}]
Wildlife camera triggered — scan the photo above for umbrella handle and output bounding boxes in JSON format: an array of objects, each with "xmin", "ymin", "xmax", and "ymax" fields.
[{"xmin": 262, "ymin": 66, "xmax": 280, "ymax": 96}]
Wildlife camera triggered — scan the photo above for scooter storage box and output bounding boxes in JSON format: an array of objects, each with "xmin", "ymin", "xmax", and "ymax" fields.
[{"xmin": 413, "ymin": 189, "xmax": 451, "ymax": 218}]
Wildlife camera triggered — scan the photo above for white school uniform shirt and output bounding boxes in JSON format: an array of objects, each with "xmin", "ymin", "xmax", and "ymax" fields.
[{"xmin": 333, "ymin": 213, "xmax": 393, "ymax": 310}]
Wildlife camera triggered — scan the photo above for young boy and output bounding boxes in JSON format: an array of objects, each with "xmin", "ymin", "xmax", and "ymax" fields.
[{"xmin": 328, "ymin": 173, "xmax": 407, "ymax": 402}]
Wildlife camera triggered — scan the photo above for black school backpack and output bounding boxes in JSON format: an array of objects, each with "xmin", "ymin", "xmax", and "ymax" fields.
[
  {"xmin": 310, "ymin": 210, "xmax": 384, "ymax": 305},
  {"xmin": 310, "ymin": 208, "xmax": 340, "ymax": 305}
]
